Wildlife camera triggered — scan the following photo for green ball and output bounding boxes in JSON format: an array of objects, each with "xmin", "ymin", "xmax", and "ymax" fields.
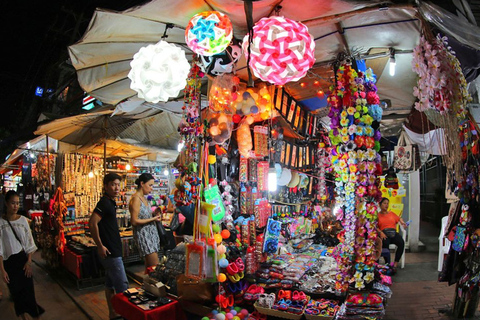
[
  {"xmin": 212, "ymin": 224, "xmax": 220, "ymax": 233},
  {"xmin": 202, "ymin": 317, "xmax": 210, "ymax": 320},
  {"xmin": 234, "ymin": 307, "xmax": 242, "ymax": 312}
]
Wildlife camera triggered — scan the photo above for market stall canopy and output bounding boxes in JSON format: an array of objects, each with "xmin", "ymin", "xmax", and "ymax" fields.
[
  {"xmin": 74, "ymin": 139, "xmax": 178, "ymax": 163},
  {"xmin": 0, "ymin": 135, "xmax": 58, "ymax": 174},
  {"xmin": 34, "ymin": 109, "xmax": 181, "ymax": 161},
  {"xmin": 68, "ymin": 0, "xmax": 424, "ymax": 136}
]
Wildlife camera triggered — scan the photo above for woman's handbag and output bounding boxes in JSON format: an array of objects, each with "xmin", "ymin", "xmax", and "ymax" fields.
[
  {"xmin": 155, "ymin": 221, "xmax": 176, "ymax": 250},
  {"xmin": 169, "ymin": 212, "xmax": 180, "ymax": 231}
]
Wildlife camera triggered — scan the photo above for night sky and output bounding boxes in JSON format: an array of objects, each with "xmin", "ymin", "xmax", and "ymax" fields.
[{"xmin": 0, "ymin": 0, "xmax": 146, "ymax": 159}]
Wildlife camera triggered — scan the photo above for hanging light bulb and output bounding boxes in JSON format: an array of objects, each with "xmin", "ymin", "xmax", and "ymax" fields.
[
  {"xmin": 125, "ymin": 164, "xmax": 131, "ymax": 171},
  {"xmin": 389, "ymin": 48, "xmax": 396, "ymax": 77},
  {"xmin": 268, "ymin": 164, "xmax": 277, "ymax": 192},
  {"xmin": 177, "ymin": 140, "xmax": 185, "ymax": 152},
  {"xmin": 163, "ymin": 168, "xmax": 169, "ymax": 176},
  {"xmin": 88, "ymin": 171, "xmax": 94, "ymax": 178}
]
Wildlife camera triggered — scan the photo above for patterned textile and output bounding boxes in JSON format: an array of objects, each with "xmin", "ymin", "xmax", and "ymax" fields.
[{"xmin": 133, "ymin": 201, "xmax": 160, "ymax": 257}]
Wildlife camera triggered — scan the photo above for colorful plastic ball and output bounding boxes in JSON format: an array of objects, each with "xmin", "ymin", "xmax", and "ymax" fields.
[
  {"xmin": 212, "ymin": 224, "xmax": 220, "ymax": 233},
  {"xmin": 212, "ymin": 310, "xmax": 219, "ymax": 315},
  {"xmin": 234, "ymin": 307, "xmax": 242, "ymax": 312},
  {"xmin": 232, "ymin": 114, "xmax": 242, "ymax": 124},
  {"xmin": 219, "ymin": 258, "xmax": 229, "ymax": 268},
  {"xmin": 217, "ymin": 244, "xmax": 227, "ymax": 255},
  {"xmin": 221, "ymin": 229, "xmax": 231, "ymax": 239},
  {"xmin": 217, "ymin": 273, "xmax": 227, "ymax": 282},
  {"xmin": 230, "ymin": 310, "xmax": 237, "ymax": 316},
  {"xmin": 242, "ymin": 16, "xmax": 315, "ymax": 85},
  {"xmin": 185, "ymin": 11, "xmax": 233, "ymax": 56},
  {"xmin": 202, "ymin": 317, "xmax": 210, "ymax": 320},
  {"xmin": 219, "ymin": 253, "xmax": 226, "ymax": 260},
  {"xmin": 232, "ymin": 317, "xmax": 240, "ymax": 320},
  {"xmin": 237, "ymin": 315, "xmax": 244, "ymax": 320},
  {"xmin": 241, "ymin": 309, "xmax": 249, "ymax": 316},
  {"xmin": 215, "ymin": 313, "xmax": 226, "ymax": 320},
  {"xmin": 214, "ymin": 234, "xmax": 223, "ymax": 244},
  {"xmin": 208, "ymin": 155, "xmax": 217, "ymax": 164},
  {"xmin": 226, "ymin": 313, "xmax": 233, "ymax": 320}
]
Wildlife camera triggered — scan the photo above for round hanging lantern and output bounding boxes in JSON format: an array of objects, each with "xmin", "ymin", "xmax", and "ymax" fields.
[
  {"xmin": 242, "ymin": 16, "xmax": 315, "ymax": 85},
  {"xmin": 200, "ymin": 42, "xmax": 242, "ymax": 76},
  {"xmin": 128, "ymin": 41, "xmax": 190, "ymax": 103},
  {"xmin": 185, "ymin": 11, "xmax": 233, "ymax": 56}
]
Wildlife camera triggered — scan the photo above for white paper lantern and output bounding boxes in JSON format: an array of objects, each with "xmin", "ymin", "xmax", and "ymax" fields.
[{"xmin": 128, "ymin": 41, "xmax": 190, "ymax": 103}]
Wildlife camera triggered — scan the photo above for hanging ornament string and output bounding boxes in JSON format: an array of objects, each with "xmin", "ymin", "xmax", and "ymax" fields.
[{"xmin": 243, "ymin": 0, "xmax": 255, "ymax": 87}]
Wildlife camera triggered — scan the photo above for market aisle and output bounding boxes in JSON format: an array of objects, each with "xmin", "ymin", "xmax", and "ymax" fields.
[
  {"xmin": 0, "ymin": 255, "xmax": 89, "ymax": 320},
  {"xmin": 384, "ymin": 252, "xmax": 480, "ymax": 319}
]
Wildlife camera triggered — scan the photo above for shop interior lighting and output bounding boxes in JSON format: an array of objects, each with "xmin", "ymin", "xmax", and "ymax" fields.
[
  {"xmin": 177, "ymin": 141, "xmax": 185, "ymax": 152},
  {"xmin": 125, "ymin": 164, "xmax": 131, "ymax": 171},
  {"xmin": 389, "ymin": 48, "xmax": 396, "ymax": 77},
  {"xmin": 163, "ymin": 168, "xmax": 169, "ymax": 176},
  {"xmin": 268, "ymin": 163, "xmax": 277, "ymax": 192}
]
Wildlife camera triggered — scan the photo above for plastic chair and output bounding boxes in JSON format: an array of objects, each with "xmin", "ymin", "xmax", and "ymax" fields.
[
  {"xmin": 438, "ymin": 216, "xmax": 451, "ymax": 271},
  {"xmin": 388, "ymin": 225, "xmax": 406, "ymax": 269}
]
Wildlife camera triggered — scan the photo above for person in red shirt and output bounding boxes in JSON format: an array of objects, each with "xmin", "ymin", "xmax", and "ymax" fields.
[{"xmin": 378, "ymin": 198, "xmax": 407, "ymax": 271}]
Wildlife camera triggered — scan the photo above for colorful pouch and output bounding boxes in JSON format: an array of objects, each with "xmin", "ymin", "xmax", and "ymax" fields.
[{"xmin": 452, "ymin": 225, "xmax": 467, "ymax": 252}]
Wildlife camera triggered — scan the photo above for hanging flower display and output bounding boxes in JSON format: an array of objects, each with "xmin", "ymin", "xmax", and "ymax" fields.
[
  {"xmin": 128, "ymin": 41, "xmax": 190, "ymax": 103},
  {"xmin": 185, "ymin": 11, "xmax": 233, "ymax": 56},
  {"xmin": 242, "ymin": 16, "xmax": 315, "ymax": 85},
  {"xmin": 329, "ymin": 62, "xmax": 382, "ymax": 293},
  {"xmin": 411, "ymin": 35, "xmax": 471, "ymax": 114}
]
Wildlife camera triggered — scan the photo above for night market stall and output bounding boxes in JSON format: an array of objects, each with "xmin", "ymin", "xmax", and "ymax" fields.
[{"xmin": 61, "ymin": 0, "xmax": 480, "ymax": 319}]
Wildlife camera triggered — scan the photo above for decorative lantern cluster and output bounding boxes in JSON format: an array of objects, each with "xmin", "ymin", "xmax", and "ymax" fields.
[
  {"xmin": 242, "ymin": 16, "xmax": 316, "ymax": 85},
  {"xmin": 128, "ymin": 41, "xmax": 190, "ymax": 103},
  {"xmin": 185, "ymin": 11, "xmax": 233, "ymax": 56},
  {"xmin": 208, "ymin": 113, "xmax": 233, "ymax": 145},
  {"xmin": 237, "ymin": 121, "xmax": 253, "ymax": 158}
]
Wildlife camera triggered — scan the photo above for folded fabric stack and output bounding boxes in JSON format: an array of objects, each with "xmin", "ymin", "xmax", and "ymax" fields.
[{"xmin": 336, "ymin": 292, "xmax": 385, "ymax": 319}]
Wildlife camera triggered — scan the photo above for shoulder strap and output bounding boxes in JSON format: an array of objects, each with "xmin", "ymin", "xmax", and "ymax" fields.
[{"xmin": 6, "ymin": 218, "xmax": 24, "ymax": 249}]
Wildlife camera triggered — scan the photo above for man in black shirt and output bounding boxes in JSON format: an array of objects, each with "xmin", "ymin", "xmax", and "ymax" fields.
[{"xmin": 89, "ymin": 173, "xmax": 128, "ymax": 320}]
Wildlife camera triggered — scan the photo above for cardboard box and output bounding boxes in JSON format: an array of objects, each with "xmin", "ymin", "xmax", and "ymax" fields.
[{"xmin": 143, "ymin": 276, "xmax": 166, "ymax": 297}]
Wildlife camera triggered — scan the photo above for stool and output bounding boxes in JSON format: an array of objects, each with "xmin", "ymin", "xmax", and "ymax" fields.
[{"xmin": 381, "ymin": 248, "xmax": 391, "ymax": 265}]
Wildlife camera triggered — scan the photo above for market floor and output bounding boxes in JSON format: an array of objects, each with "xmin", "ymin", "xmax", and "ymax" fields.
[
  {"xmin": 3, "ymin": 251, "xmax": 480, "ymax": 320},
  {"xmin": 0, "ymin": 254, "xmax": 90, "ymax": 320}
]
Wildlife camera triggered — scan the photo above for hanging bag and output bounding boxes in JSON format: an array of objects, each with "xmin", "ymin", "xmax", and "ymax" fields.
[{"xmin": 394, "ymin": 130, "xmax": 421, "ymax": 171}]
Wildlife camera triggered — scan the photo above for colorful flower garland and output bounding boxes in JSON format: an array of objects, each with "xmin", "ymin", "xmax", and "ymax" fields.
[
  {"xmin": 412, "ymin": 35, "xmax": 471, "ymax": 115},
  {"xmin": 328, "ymin": 62, "xmax": 382, "ymax": 292}
]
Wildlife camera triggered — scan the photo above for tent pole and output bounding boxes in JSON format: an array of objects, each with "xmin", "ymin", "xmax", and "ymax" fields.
[
  {"xmin": 46, "ymin": 135, "xmax": 51, "ymax": 190},
  {"xmin": 104, "ymin": 140, "xmax": 107, "ymax": 174}
]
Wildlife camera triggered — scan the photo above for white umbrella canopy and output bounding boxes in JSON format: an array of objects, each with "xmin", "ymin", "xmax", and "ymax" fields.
[{"xmin": 69, "ymin": 0, "xmax": 422, "ymax": 134}]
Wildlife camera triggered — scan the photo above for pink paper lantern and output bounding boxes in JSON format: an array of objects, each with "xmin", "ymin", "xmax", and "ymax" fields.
[
  {"xmin": 185, "ymin": 11, "xmax": 233, "ymax": 56},
  {"xmin": 242, "ymin": 16, "xmax": 315, "ymax": 85}
]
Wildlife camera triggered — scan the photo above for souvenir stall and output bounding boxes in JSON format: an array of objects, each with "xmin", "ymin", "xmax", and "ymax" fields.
[
  {"xmin": 56, "ymin": 153, "xmax": 172, "ymax": 284},
  {"xmin": 110, "ymin": 9, "xmax": 395, "ymax": 320},
  {"xmin": 402, "ymin": 17, "xmax": 480, "ymax": 318}
]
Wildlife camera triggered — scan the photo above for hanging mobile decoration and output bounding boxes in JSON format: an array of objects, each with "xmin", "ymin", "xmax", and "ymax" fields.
[
  {"xmin": 242, "ymin": 16, "xmax": 315, "ymax": 85},
  {"xmin": 185, "ymin": 11, "xmax": 233, "ymax": 56}
]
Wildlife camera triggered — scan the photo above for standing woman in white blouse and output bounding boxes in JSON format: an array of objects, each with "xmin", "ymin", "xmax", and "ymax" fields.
[{"xmin": 0, "ymin": 191, "xmax": 44, "ymax": 319}]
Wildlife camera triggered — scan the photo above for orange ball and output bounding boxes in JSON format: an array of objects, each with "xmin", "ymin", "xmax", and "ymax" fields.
[
  {"xmin": 217, "ymin": 273, "xmax": 227, "ymax": 282},
  {"xmin": 221, "ymin": 229, "xmax": 231, "ymax": 239}
]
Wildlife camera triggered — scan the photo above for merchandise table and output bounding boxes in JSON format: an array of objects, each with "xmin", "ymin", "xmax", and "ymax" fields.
[{"xmin": 112, "ymin": 293, "xmax": 187, "ymax": 320}]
